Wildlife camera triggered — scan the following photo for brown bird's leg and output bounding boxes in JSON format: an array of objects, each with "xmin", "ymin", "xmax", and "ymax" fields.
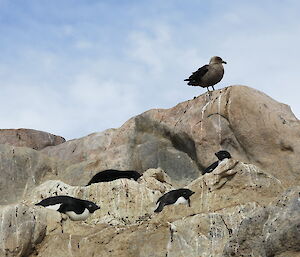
[
  {"xmin": 212, "ymin": 85, "xmax": 215, "ymax": 90},
  {"xmin": 206, "ymin": 87, "xmax": 212, "ymax": 100}
]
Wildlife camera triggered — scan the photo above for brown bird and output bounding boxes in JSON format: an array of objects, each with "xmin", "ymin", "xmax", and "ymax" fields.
[{"xmin": 184, "ymin": 56, "xmax": 226, "ymax": 92}]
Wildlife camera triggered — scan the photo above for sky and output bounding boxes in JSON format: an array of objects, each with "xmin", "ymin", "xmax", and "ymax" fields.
[{"xmin": 1, "ymin": 0, "xmax": 300, "ymax": 140}]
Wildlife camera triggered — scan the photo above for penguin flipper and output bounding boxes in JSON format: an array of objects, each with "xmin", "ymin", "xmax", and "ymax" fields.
[
  {"xmin": 203, "ymin": 161, "xmax": 218, "ymax": 174},
  {"xmin": 154, "ymin": 202, "xmax": 165, "ymax": 213}
]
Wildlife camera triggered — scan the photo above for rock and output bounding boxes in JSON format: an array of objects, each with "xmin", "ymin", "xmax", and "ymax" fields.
[
  {"xmin": 0, "ymin": 144, "xmax": 64, "ymax": 205},
  {"xmin": 0, "ymin": 128, "xmax": 65, "ymax": 150},
  {"xmin": 166, "ymin": 203, "xmax": 258, "ymax": 257},
  {"xmin": 32, "ymin": 222, "xmax": 170, "ymax": 257},
  {"xmin": 0, "ymin": 204, "xmax": 47, "ymax": 257},
  {"xmin": 41, "ymin": 86, "xmax": 300, "ymax": 188},
  {"xmin": 0, "ymin": 86, "xmax": 300, "ymax": 257},
  {"xmin": 28, "ymin": 186, "xmax": 298, "ymax": 257},
  {"xmin": 150, "ymin": 159, "xmax": 283, "ymax": 223},
  {"xmin": 25, "ymin": 168, "xmax": 174, "ymax": 226},
  {"xmin": 223, "ymin": 186, "xmax": 300, "ymax": 257}
]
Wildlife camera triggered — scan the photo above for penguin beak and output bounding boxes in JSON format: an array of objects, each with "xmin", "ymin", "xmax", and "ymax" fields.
[{"xmin": 222, "ymin": 61, "xmax": 227, "ymax": 64}]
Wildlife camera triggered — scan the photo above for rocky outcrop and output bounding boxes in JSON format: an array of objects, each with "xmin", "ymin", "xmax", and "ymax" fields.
[
  {"xmin": 0, "ymin": 144, "xmax": 64, "ymax": 205},
  {"xmin": 0, "ymin": 86, "xmax": 299, "ymax": 257},
  {"xmin": 223, "ymin": 186, "xmax": 300, "ymax": 257},
  {"xmin": 41, "ymin": 86, "xmax": 300, "ymax": 188},
  {"xmin": 0, "ymin": 129, "xmax": 65, "ymax": 150},
  {"xmin": 0, "ymin": 204, "xmax": 47, "ymax": 257},
  {"xmin": 13, "ymin": 161, "xmax": 293, "ymax": 257},
  {"xmin": 26, "ymin": 168, "xmax": 174, "ymax": 226}
]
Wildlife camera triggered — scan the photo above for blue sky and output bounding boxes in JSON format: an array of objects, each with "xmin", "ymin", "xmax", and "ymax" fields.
[{"xmin": 1, "ymin": 0, "xmax": 300, "ymax": 140}]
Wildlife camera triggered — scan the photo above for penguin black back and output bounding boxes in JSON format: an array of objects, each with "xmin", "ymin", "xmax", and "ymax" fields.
[
  {"xmin": 154, "ymin": 188, "xmax": 195, "ymax": 213},
  {"xmin": 86, "ymin": 169, "xmax": 142, "ymax": 185},
  {"xmin": 36, "ymin": 195, "xmax": 100, "ymax": 219}
]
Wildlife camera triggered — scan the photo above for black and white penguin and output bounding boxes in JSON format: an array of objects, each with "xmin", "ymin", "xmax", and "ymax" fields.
[
  {"xmin": 154, "ymin": 188, "xmax": 195, "ymax": 213},
  {"xmin": 35, "ymin": 195, "xmax": 100, "ymax": 221},
  {"xmin": 202, "ymin": 150, "xmax": 232, "ymax": 175},
  {"xmin": 86, "ymin": 169, "xmax": 142, "ymax": 186}
]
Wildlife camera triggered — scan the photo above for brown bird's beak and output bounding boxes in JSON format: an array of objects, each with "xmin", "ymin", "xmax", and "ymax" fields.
[{"xmin": 222, "ymin": 61, "xmax": 227, "ymax": 64}]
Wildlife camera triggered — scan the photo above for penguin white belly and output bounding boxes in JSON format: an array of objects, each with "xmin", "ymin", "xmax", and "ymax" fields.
[
  {"xmin": 45, "ymin": 204, "xmax": 62, "ymax": 211},
  {"xmin": 66, "ymin": 208, "xmax": 90, "ymax": 221},
  {"xmin": 174, "ymin": 197, "xmax": 188, "ymax": 205}
]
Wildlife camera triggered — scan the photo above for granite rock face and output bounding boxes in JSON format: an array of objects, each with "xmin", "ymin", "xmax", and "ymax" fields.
[
  {"xmin": 41, "ymin": 86, "xmax": 300, "ymax": 188},
  {"xmin": 0, "ymin": 129, "xmax": 65, "ymax": 150},
  {"xmin": 0, "ymin": 86, "xmax": 299, "ymax": 257},
  {"xmin": 223, "ymin": 186, "xmax": 300, "ymax": 257},
  {"xmin": 20, "ymin": 162, "xmax": 294, "ymax": 257},
  {"xmin": 0, "ymin": 144, "xmax": 63, "ymax": 205},
  {"xmin": 0, "ymin": 204, "xmax": 47, "ymax": 257}
]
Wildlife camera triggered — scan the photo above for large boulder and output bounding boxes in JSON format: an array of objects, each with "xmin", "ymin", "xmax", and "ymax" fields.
[
  {"xmin": 223, "ymin": 186, "xmax": 300, "ymax": 257},
  {"xmin": 0, "ymin": 128, "xmax": 65, "ymax": 150},
  {"xmin": 25, "ymin": 168, "xmax": 174, "ymax": 226},
  {"xmin": 0, "ymin": 204, "xmax": 47, "ymax": 257},
  {"xmin": 41, "ymin": 86, "xmax": 300, "ymax": 188},
  {"xmin": 0, "ymin": 144, "xmax": 64, "ymax": 205},
  {"xmin": 0, "ymin": 86, "xmax": 299, "ymax": 257}
]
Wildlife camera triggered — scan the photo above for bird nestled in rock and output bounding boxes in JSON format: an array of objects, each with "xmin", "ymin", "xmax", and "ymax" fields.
[
  {"xmin": 184, "ymin": 56, "xmax": 226, "ymax": 92},
  {"xmin": 35, "ymin": 195, "xmax": 100, "ymax": 221},
  {"xmin": 154, "ymin": 188, "xmax": 195, "ymax": 213},
  {"xmin": 202, "ymin": 150, "xmax": 232, "ymax": 175},
  {"xmin": 86, "ymin": 169, "xmax": 142, "ymax": 185}
]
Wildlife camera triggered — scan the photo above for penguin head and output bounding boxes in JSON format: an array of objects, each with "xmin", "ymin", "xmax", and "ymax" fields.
[
  {"xmin": 215, "ymin": 150, "xmax": 231, "ymax": 161},
  {"xmin": 181, "ymin": 189, "xmax": 195, "ymax": 198},
  {"xmin": 84, "ymin": 200, "xmax": 100, "ymax": 213},
  {"xmin": 131, "ymin": 171, "xmax": 142, "ymax": 181}
]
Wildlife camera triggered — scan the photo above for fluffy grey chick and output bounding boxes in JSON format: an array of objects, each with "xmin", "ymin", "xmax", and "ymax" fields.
[{"xmin": 184, "ymin": 56, "xmax": 226, "ymax": 92}]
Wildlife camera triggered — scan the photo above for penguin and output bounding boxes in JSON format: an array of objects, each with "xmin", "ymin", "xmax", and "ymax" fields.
[
  {"xmin": 35, "ymin": 195, "xmax": 100, "ymax": 221},
  {"xmin": 202, "ymin": 150, "xmax": 232, "ymax": 175},
  {"xmin": 86, "ymin": 169, "xmax": 142, "ymax": 186},
  {"xmin": 154, "ymin": 188, "xmax": 195, "ymax": 213}
]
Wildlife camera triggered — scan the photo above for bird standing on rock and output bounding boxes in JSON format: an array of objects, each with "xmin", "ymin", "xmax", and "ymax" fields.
[{"xmin": 184, "ymin": 56, "xmax": 226, "ymax": 93}]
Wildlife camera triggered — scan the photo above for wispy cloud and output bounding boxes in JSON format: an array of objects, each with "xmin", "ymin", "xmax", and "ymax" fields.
[{"xmin": 1, "ymin": 1, "xmax": 300, "ymax": 139}]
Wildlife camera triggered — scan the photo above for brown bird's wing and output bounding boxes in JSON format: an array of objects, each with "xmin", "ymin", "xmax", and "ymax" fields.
[{"xmin": 184, "ymin": 64, "xmax": 209, "ymax": 86}]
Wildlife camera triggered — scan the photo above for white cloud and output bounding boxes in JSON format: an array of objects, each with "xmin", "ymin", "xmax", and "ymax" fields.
[{"xmin": 1, "ymin": 1, "xmax": 300, "ymax": 140}]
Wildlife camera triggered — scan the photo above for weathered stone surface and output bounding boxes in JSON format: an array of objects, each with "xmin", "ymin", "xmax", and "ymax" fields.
[
  {"xmin": 41, "ymin": 86, "xmax": 300, "ymax": 188},
  {"xmin": 0, "ymin": 204, "xmax": 47, "ymax": 257},
  {"xmin": 26, "ymin": 168, "xmax": 174, "ymax": 226},
  {"xmin": 0, "ymin": 144, "xmax": 64, "ymax": 205},
  {"xmin": 0, "ymin": 86, "xmax": 299, "ymax": 257},
  {"xmin": 0, "ymin": 128, "xmax": 65, "ymax": 150},
  {"xmin": 0, "ymin": 158, "xmax": 297, "ymax": 257},
  {"xmin": 149, "ymin": 159, "xmax": 283, "ymax": 224},
  {"xmin": 223, "ymin": 186, "xmax": 300, "ymax": 257}
]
